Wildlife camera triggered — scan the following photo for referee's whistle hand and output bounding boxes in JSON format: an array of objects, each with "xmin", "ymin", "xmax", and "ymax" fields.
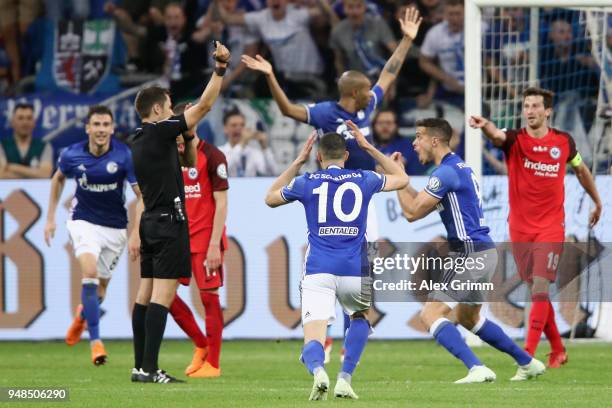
[{"xmin": 213, "ymin": 41, "xmax": 230, "ymax": 66}]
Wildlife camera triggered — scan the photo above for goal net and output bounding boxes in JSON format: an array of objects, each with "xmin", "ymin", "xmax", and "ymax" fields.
[
  {"xmin": 466, "ymin": 0, "xmax": 612, "ymax": 177},
  {"xmin": 465, "ymin": 0, "xmax": 612, "ymax": 340},
  {"xmin": 487, "ymin": 7, "xmax": 611, "ymax": 173}
]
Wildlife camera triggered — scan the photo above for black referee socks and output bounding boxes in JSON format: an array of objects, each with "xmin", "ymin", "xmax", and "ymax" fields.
[
  {"xmin": 142, "ymin": 303, "xmax": 170, "ymax": 374},
  {"xmin": 132, "ymin": 303, "xmax": 148, "ymax": 370}
]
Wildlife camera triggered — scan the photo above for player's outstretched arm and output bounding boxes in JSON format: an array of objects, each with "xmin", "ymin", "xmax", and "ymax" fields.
[
  {"xmin": 469, "ymin": 116, "xmax": 507, "ymax": 147},
  {"xmin": 265, "ymin": 133, "xmax": 316, "ymax": 207},
  {"xmin": 573, "ymin": 162, "xmax": 603, "ymax": 227},
  {"xmin": 390, "ymin": 153, "xmax": 439, "ymax": 222},
  {"xmin": 184, "ymin": 41, "xmax": 230, "ymax": 129},
  {"xmin": 44, "ymin": 169, "xmax": 67, "ymax": 246},
  {"xmin": 375, "ymin": 7, "xmax": 422, "ymax": 94},
  {"xmin": 346, "ymin": 120, "xmax": 408, "ymax": 191},
  {"xmin": 241, "ymin": 54, "xmax": 308, "ymax": 123},
  {"xmin": 128, "ymin": 184, "xmax": 144, "ymax": 261}
]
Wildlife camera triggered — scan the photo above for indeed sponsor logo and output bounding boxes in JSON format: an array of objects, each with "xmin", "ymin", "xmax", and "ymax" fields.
[
  {"xmin": 319, "ymin": 226, "xmax": 359, "ymax": 236},
  {"xmin": 523, "ymin": 158, "xmax": 559, "ymax": 173},
  {"xmin": 185, "ymin": 183, "xmax": 201, "ymax": 194}
]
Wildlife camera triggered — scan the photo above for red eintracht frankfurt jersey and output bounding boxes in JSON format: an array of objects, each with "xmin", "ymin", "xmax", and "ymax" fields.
[
  {"xmin": 183, "ymin": 141, "xmax": 229, "ymax": 252},
  {"xmin": 502, "ymin": 127, "xmax": 580, "ymax": 233}
]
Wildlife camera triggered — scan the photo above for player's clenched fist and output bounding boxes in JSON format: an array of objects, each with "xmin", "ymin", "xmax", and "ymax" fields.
[
  {"xmin": 469, "ymin": 116, "xmax": 489, "ymax": 129},
  {"xmin": 213, "ymin": 41, "xmax": 230, "ymax": 65},
  {"xmin": 390, "ymin": 151, "xmax": 406, "ymax": 171}
]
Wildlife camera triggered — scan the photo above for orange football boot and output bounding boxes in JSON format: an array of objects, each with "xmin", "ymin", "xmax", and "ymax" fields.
[
  {"xmin": 91, "ymin": 341, "xmax": 108, "ymax": 366},
  {"xmin": 185, "ymin": 347, "xmax": 208, "ymax": 375},
  {"xmin": 188, "ymin": 361, "xmax": 220, "ymax": 378},
  {"xmin": 547, "ymin": 350, "xmax": 568, "ymax": 368},
  {"xmin": 65, "ymin": 304, "xmax": 87, "ymax": 346}
]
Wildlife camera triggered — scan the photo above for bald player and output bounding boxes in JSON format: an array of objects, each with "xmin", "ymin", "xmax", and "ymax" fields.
[
  {"xmin": 242, "ymin": 6, "xmax": 422, "ymax": 171},
  {"xmin": 243, "ymin": 6, "xmax": 421, "ymax": 360}
]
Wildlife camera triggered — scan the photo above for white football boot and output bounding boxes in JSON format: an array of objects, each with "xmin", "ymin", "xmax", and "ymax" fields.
[
  {"xmin": 510, "ymin": 358, "xmax": 546, "ymax": 381},
  {"xmin": 308, "ymin": 369, "xmax": 330, "ymax": 401},
  {"xmin": 454, "ymin": 365, "xmax": 496, "ymax": 384}
]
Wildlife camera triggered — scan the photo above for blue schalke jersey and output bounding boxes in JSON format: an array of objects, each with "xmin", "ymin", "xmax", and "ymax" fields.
[
  {"xmin": 305, "ymin": 85, "xmax": 384, "ymax": 171},
  {"xmin": 281, "ymin": 165, "xmax": 386, "ymax": 276},
  {"xmin": 58, "ymin": 139, "xmax": 137, "ymax": 229},
  {"xmin": 424, "ymin": 152, "xmax": 493, "ymax": 252}
]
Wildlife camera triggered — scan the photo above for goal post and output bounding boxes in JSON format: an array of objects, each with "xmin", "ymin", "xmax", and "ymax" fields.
[{"xmin": 464, "ymin": 0, "xmax": 612, "ymax": 179}]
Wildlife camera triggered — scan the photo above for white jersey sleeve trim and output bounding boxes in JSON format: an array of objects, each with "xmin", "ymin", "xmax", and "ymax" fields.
[{"xmin": 424, "ymin": 188, "xmax": 443, "ymax": 199}]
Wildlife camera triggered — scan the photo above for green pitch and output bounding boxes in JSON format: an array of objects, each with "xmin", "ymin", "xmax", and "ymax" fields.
[{"xmin": 2, "ymin": 340, "xmax": 611, "ymax": 407}]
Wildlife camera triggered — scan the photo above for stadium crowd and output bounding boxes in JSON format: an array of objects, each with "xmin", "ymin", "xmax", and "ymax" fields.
[{"xmin": 1, "ymin": 0, "xmax": 610, "ymax": 178}]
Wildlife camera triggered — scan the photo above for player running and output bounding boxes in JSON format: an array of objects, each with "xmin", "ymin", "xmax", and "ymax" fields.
[
  {"xmin": 265, "ymin": 121, "xmax": 408, "ymax": 400},
  {"xmin": 44, "ymin": 105, "xmax": 143, "ymax": 366},
  {"xmin": 469, "ymin": 87, "xmax": 602, "ymax": 367},
  {"xmin": 394, "ymin": 118, "xmax": 545, "ymax": 383},
  {"xmin": 167, "ymin": 103, "xmax": 229, "ymax": 378}
]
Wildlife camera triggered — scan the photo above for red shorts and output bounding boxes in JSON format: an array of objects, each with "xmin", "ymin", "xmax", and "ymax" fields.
[
  {"xmin": 509, "ymin": 227, "xmax": 564, "ymax": 283},
  {"xmin": 179, "ymin": 251, "xmax": 225, "ymax": 290}
]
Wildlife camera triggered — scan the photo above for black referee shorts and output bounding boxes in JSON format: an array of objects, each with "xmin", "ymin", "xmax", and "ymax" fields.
[{"xmin": 139, "ymin": 209, "xmax": 191, "ymax": 280}]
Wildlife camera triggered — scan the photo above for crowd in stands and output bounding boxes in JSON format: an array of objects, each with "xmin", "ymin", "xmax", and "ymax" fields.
[{"xmin": 1, "ymin": 0, "xmax": 610, "ymax": 178}]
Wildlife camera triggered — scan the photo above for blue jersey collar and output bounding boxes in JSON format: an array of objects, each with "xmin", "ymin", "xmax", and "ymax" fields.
[
  {"xmin": 85, "ymin": 138, "xmax": 114, "ymax": 157},
  {"xmin": 441, "ymin": 151, "xmax": 455, "ymax": 163}
]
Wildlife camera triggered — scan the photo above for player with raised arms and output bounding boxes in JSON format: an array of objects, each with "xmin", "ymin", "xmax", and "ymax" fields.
[
  {"xmin": 265, "ymin": 121, "xmax": 408, "ymax": 400},
  {"xmin": 469, "ymin": 87, "xmax": 602, "ymax": 367},
  {"xmin": 244, "ymin": 5, "xmax": 422, "ymax": 360},
  {"xmin": 242, "ymin": 7, "xmax": 421, "ymax": 172},
  {"xmin": 44, "ymin": 105, "xmax": 144, "ymax": 366},
  {"xmin": 394, "ymin": 118, "xmax": 545, "ymax": 383}
]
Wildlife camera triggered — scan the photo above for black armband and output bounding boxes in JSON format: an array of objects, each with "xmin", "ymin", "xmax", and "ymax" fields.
[
  {"xmin": 215, "ymin": 66, "xmax": 227, "ymax": 76},
  {"xmin": 183, "ymin": 133, "xmax": 195, "ymax": 141}
]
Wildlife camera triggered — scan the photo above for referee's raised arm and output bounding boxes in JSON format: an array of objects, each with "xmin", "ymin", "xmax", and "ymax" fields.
[
  {"xmin": 183, "ymin": 41, "xmax": 231, "ymax": 129},
  {"xmin": 128, "ymin": 41, "xmax": 231, "ymax": 384}
]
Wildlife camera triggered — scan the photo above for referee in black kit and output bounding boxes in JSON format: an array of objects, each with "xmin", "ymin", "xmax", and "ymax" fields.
[{"xmin": 129, "ymin": 41, "xmax": 230, "ymax": 383}]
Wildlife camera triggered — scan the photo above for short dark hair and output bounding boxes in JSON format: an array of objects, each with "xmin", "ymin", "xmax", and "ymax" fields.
[
  {"xmin": 134, "ymin": 86, "xmax": 170, "ymax": 119},
  {"xmin": 223, "ymin": 108, "xmax": 244, "ymax": 125},
  {"xmin": 86, "ymin": 105, "xmax": 113, "ymax": 123},
  {"xmin": 415, "ymin": 118, "xmax": 452, "ymax": 144},
  {"xmin": 13, "ymin": 103, "xmax": 34, "ymax": 114},
  {"xmin": 522, "ymin": 87, "xmax": 554, "ymax": 109},
  {"xmin": 319, "ymin": 132, "xmax": 346, "ymax": 160},
  {"xmin": 173, "ymin": 102, "xmax": 189, "ymax": 116}
]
